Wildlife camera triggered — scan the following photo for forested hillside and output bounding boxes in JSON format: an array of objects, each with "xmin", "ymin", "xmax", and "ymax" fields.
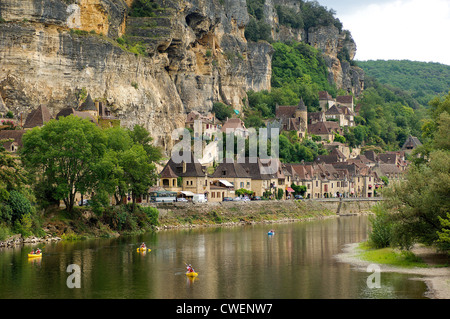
[{"xmin": 356, "ymin": 60, "xmax": 450, "ymax": 107}]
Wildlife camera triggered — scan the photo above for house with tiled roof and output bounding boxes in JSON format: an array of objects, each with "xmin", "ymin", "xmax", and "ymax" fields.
[
  {"xmin": 319, "ymin": 91, "xmax": 335, "ymax": 111},
  {"xmin": 78, "ymin": 94, "xmax": 98, "ymax": 118},
  {"xmin": 159, "ymin": 151, "xmax": 209, "ymax": 197},
  {"xmin": 275, "ymin": 99, "xmax": 308, "ymax": 138},
  {"xmin": 308, "ymin": 121, "xmax": 342, "ymax": 142},
  {"xmin": 186, "ymin": 111, "xmax": 219, "ymax": 141},
  {"xmin": 336, "ymin": 95, "xmax": 354, "ymax": 112},
  {"xmin": 23, "ymin": 105, "xmax": 53, "ymax": 129},
  {"xmin": 402, "ymin": 135, "xmax": 422, "ymax": 154},
  {"xmin": 210, "ymin": 160, "xmax": 252, "ymax": 197},
  {"xmin": 0, "ymin": 130, "xmax": 26, "ymax": 153},
  {"xmin": 56, "ymin": 108, "xmax": 97, "ymax": 123},
  {"xmin": 221, "ymin": 118, "xmax": 249, "ymax": 138}
]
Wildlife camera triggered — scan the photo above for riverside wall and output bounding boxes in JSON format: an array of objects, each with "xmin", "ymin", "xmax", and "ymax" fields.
[{"xmin": 147, "ymin": 198, "xmax": 383, "ymax": 229}]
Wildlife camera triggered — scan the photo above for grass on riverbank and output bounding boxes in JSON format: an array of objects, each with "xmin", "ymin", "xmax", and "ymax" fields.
[{"xmin": 357, "ymin": 241, "xmax": 429, "ymax": 268}]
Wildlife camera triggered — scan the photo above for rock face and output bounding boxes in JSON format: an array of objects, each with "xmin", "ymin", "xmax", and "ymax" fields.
[{"xmin": 0, "ymin": 0, "xmax": 363, "ymax": 153}]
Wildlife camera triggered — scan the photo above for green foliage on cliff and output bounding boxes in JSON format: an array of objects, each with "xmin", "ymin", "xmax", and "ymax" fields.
[
  {"xmin": 272, "ymin": 41, "xmax": 336, "ymax": 109},
  {"xmin": 357, "ymin": 60, "xmax": 450, "ymax": 107},
  {"xmin": 246, "ymin": 0, "xmax": 343, "ymax": 38},
  {"xmin": 247, "ymin": 41, "xmax": 336, "ymax": 118},
  {"xmin": 129, "ymin": 0, "xmax": 161, "ymax": 17}
]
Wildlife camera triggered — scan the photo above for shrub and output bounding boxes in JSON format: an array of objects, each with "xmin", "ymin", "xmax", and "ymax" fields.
[
  {"xmin": 140, "ymin": 206, "xmax": 159, "ymax": 226},
  {"xmin": 368, "ymin": 205, "xmax": 392, "ymax": 248},
  {"xmin": 7, "ymin": 191, "xmax": 33, "ymax": 223},
  {"xmin": 14, "ymin": 213, "xmax": 33, "ymax": 238}
]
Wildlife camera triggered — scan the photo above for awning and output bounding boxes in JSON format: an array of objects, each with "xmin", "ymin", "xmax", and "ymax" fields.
[
  {"xmin": 286, "ymin": 187, "xmax": 295, "ymax": 192},
  {"xmin": 219, "ymin": 179, "xmax": 234, "ymax": 187},
  {"xmin": 180, "ymin": 191, "xmax": 195, "ymax": 196}
]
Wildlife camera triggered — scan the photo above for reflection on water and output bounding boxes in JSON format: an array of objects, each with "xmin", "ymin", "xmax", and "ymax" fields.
[{"xmin": 0, "ymin": 216, "xmax": 428, "ymax": 299}]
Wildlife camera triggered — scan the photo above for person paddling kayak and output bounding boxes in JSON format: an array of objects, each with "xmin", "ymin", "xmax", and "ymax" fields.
[{"xmin": 186, "ymin": 264, "xmax": 195, "ymax": 273}]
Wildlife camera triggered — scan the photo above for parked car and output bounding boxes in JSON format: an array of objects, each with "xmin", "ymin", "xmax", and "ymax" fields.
[
  {"xmin": 294, "ymin": 195, "xmax": 303, "ymax": 200},
  {"xmin": 78, "ymin": 199, "xmax": 91, "ymax": 206},
  {"xmin": 242, "ymin": 197, "xmax": 250, "ymax": 201},
  {"xmin": 251, "ymin": 196, "xmax": 262, "ymax": 201},
  {"xmin": 193, "ymin": 194, "xmax": 207, "ymax": 203},
  {"xmin": 233, "ymin": 197, "xmax": 242, "ymax": 201},
  {"xmin": 176, "ymin": 197, "xmax": 188, "ymax": 202},
  {"xmin": 223, "ymin": 197, "xmax": 233, "ymax": 202}
]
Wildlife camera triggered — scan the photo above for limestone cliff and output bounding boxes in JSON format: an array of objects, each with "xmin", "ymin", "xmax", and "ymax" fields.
[{"xmin": 0, "ymin": 0, "xmax": 363, "ymax": 153}]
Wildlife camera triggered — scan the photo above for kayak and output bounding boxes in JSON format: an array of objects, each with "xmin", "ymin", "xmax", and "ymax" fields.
[
  {"xmin": 268, "ymin": 231, "xmax": 275, "ymax": 235},
  {"xmin": 137, "ymin": 247, "xmax": 151, "ymax": 252},
  {"xmin": 28, "ymin": 253, "xmax": 42, "ymax": 258},
  {"xmin": 186, "ymin": 271, "xmax": 198, "ymax": 277}
]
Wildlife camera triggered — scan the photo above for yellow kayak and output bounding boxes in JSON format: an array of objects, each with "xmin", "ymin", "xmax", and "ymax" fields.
[
  {"xmin": 137, "ymin": 247, "xmax": 151, "ymax": 252},
  {"xmin": 28, "ymin": 253, "xmax": 42, "ymax": 258},
  {"xmin": 186, "ymin": 271, "xmax": 198, "ymax": 277}
]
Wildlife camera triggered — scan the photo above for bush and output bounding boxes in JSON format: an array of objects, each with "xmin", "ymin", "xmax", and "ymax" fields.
[
  {"xmin": 212, "ymin": 102, "xmax": 233, "ymax": 121},
  {"xmin": 140, "ymin": 206, "xmax": 159, "ymax": 226},
  {"xmin": 7, "ymin": 191, "xmax": 33, "ymax": 223},
  {"xmin": 368, "ymin": 205, "xmax": 392, "ymax": 248},
  {"xmin": 14, "ymin": 213, "xmax": 33, "ymax": 238}
]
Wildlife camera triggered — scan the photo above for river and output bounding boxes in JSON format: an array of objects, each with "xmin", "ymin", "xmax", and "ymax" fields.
[{"xmin": 0, "ymin": 215, "xmax": 428, "ymax": 299}]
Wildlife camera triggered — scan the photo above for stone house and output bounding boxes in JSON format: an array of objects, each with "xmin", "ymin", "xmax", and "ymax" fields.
[
  {"xmin": 23, "ymin": 105, "xmax": 53, "ymax": 129},
  {"xmin": 308, "ymin": 121, "xmax": 342, "ymax": 142},
  {"xmin": 210, "ymin": 160, "xmax": 252, "ymax": 195},
  {"xmin": 185, "ymin": 110, "xmax": 220, "ymax": 141},
  {"xmin": 221, "ymin": 118, "xmax": 249, "ymax": 138},
  {"xmin": 402, "ymin": 135, "xmax": 422, "ymax": 154},
  {"xmin": 275, "ymin": 99, "xmax": 308, "ymax": 138},
  {"xmin": 158, "ymin": 151, "xmax": 209, "ymax": 197}
]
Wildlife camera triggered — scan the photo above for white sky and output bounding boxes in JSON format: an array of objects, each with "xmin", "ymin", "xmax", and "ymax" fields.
[{"xmin": 315, "ymin": 0, "xmax": 450, "ymax": 65}]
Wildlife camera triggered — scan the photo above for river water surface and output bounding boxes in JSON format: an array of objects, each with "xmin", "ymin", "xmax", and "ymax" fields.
[{"xmin": 0, "ymin": 215, "xmax": 428, "ymax": 299}]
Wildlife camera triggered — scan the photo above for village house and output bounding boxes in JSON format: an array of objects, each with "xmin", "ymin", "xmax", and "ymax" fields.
[
  {"xmin": 319, "ymin": 91, "xmax": 335, "ymax": 111},
  {"xmin": 274, "ymin": 99, "xmax": 308, "ymax": 138},
  {"xmin": 221, "ymin": 117, "xmax": 249, "ymax": 138},
  {"xmin": 402, "ymin": 135, "xmax": 422, "ymax": 155},
  {"xmin": 23, "ymin": 105, "xmax": 53, "ymax": 129},
  {"xmin": 209, "ymin": 160, "xmax": 252, "ymax": 197},
  {"xmin": 308, "ymin": 121, "xmax": 343, "ymax": 142},
  {"xmin": 0, "ymin": 129, "xmax": 26, "ymax": 153},
  {"xmin": 158, "ymin": 151, "xmax": 209, "ymax": 199},
  {"xmin": 185, "ymin": 111, "xmax": 220, "ymax": 141}
]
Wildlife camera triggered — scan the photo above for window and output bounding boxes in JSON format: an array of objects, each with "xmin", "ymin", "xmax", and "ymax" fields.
[{"xmin": 240, "ymin": 182, "xmax": 244, "ymax": 188}]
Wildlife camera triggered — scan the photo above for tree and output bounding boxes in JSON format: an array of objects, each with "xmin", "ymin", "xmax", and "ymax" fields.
[
  {"xmin": 103, "ymin": 126, "xmax": 158, "ymax": 210},
  {"xmin": 0, "ymin": 139, "xmax": 26, "ymax": 199},
  {"xmin": 378, "ymin": 93, "xmax": 450, "ymax": 250},
  {"xmin": 21, "ymin": 116, "xmax": 107, "ymax": 212},
  {"xmin": 212, "ymin": 102, "xmax": 233, "ymax": 121},
  {"xmin": 128, "ymin": 124, "xmax": 162, "ymax": 162}
]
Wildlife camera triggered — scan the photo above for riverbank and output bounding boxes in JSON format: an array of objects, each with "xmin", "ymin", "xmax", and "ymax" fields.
[
  {"xmin": 0, "ymin": 199, "xmax": 380, "ymax": 246},
  {"xmin": 335, "ymin": 242, "xmax": 450, "ymax": 299}
]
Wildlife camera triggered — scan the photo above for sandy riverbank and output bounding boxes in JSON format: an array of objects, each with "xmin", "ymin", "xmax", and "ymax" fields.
[{"xmin": 335, "ymin": 242, "xmax": 450, "ymax": 299}]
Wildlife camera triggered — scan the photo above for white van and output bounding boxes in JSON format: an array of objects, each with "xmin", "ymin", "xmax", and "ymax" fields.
[{"xmin": 193, "ymin": 194, "xmax": 207, "ymax": 203}]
